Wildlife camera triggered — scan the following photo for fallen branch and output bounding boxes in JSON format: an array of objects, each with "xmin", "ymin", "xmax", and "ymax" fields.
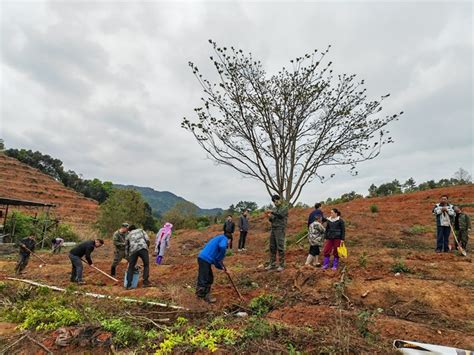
[
  {"xmin": 0, "ymin": 334, "xmax": 27, "ymax": 354},
  {"xmin": 26, "ymin": 334, "xmax": 53, "ymax": 354},
  {"xmin": 6, "ymin": 278, "xmax": 188, "ymax": 310}
]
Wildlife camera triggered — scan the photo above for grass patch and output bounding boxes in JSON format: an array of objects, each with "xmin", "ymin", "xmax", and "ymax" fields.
[
  {"xmin": 390, "ymin": 259, "xmax": 412, "ymax": 274},
  {"xmin": 370, "ymin": 204, "xmax": 379, "ymax": 213},
  {"xmin": 403, "ymin": 224, "xmax": 433, "ymax": 235}
]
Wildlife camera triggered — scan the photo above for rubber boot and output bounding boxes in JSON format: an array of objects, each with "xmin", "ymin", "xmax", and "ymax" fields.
[
  {"xmin": 332, "ymin": 257, "xmax": 339, "ymax": 270},
  {"xmin": 156, "ymin": 255, "xmax": 163, "ymax": 265},
  {"xmin": 322, "ymin": 256, "xmax": 330, "ymax": 269},
  {"xmin": 111, "ymin": 266, "xmax": 116, "ymax": 277},
  {"xmin": 305, "ymin": 255, "xmax": 314, "ymax": 266}
]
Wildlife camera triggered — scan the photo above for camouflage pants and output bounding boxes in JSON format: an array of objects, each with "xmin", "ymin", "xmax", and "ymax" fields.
[
  {"xmin": 111, "ymin": 249, "xmax": 127, "ymax": 268},
  {"xmin": 269, "ymin": 229, "xmax": 286, "ymax": 267},
  {"xmin": 455, "ymin": 229, "xmax": 469, "ymax": 251}
]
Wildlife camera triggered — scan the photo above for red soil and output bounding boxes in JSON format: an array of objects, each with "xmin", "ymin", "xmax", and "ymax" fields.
[
  {"xmin": 0, "ymin": 154, "xmax": 98, "ymax": 235},
  {"xmin": 0, "ymin": 183, "xmax": 473, "ymax": 352}
]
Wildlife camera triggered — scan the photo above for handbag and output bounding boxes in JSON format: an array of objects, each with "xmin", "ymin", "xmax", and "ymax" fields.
[{"xmin": 337, "ymin": 241, "xmax": 348, "ymax": 258}]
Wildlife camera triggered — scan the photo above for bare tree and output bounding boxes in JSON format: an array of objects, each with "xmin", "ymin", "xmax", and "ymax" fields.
[
  {"xmin": 182, "ymin": 40, "xmax": 403, "ymax": 204},
  {"xmin": 454, "ymin": 167, "xmax": 472, "ymax": 183}
]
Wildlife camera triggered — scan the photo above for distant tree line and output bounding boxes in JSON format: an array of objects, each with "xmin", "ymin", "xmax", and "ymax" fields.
[
  {"xmin": 4, "ymin": 148, "xmax": 113, "ymax": 203},
  {"xmin": 324, "ymin": 168, "xmax": 471, "ymax": 204}
]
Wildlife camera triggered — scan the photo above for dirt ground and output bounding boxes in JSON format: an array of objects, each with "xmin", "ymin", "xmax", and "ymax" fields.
[{"xmin": 1, "ymin": 185, "xmax": 473, "ymax": 353}]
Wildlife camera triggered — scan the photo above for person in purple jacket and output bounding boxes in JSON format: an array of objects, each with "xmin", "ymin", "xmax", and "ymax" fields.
[{"xmin": 195, "ymin": 234, "xmax": 231, "ymax": 303}]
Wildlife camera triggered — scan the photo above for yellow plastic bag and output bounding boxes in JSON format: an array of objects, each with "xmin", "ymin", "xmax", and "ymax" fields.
[{"xmin": 337, "ymin": 241, "xmax": 348, "ymax": 258}]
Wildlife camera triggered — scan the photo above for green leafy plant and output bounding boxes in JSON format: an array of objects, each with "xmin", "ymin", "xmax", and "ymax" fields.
[
  {"xmin": 370, "ymin": 204, "xmax": 379, "ymax": 213},
  {"xmin": 243, "ymin": 317, "xmax": 272, "ymax": 339},
  {"xmin": 391, "ymin": 259, "xmax": 412, "ymax": 274},
  {"xmin": 358, "ymin": 252, "xmax": 368, "ymax": 268},
  {"xmin": 101, "ymin": 318, "xmax": 146, "ymax": 347},
  {"xmin": 248, "ymin": 294, "xmax": 276, "ymax": 316},
  {"xmin": 356, "ymin": 308, "xmax": 383, "ymax": 338}
]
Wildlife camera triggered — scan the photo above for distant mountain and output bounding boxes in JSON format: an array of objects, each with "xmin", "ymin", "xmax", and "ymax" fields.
[{"xmin": 114, "ymin": 184, "xmax": 223, "ymax": 217}]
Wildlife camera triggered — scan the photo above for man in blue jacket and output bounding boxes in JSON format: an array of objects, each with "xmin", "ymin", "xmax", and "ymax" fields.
[{"xmin": 196, "ymin": 234, "xmax": 230, "ymax": 303}]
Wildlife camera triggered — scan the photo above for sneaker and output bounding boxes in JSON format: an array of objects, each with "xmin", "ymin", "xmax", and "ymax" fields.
[
  {"xmin": 276, "ymin": 266, "xmax": 284, "ymax": 272},
  {"xmin": 242, "ymin": 248, "xmax": 247, "ymax": 251},
  {"xmin": 77, "ymin": 281, "xmax": 86, "ymax": 285},
  {"xmin": 143, "ymin": 282, "xmax": 152, "ymax": 288},
  {"xmin": 314, "ymin": 262, "xmax": 322, "ymax": 267},
  {"xmin": 238, "ymin": 249, "xmax": 242, "ymax": 252},
  {"xmin": 265, "ymin": 264, "xmax": 275, "ymax": 271},
  {"xmin": 435, "ymin": 249, "xmax": 441, "ymax": 253}
]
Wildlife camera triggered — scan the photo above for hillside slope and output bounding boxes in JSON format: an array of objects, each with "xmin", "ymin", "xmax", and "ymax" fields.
[
  {"xmin": 0, "ymin": 184, "xmax": 472, "ymax": 353},
  {"xmin": 0, "ymin": 154, "xmax": 98, "ymax": 235},
  {"xmin": 114, "ymin": 184, "xmax": 223, "ymax": 217}
]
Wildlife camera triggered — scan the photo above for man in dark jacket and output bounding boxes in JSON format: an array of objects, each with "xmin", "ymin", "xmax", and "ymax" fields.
[
  {"xmin": 196, "ymin": 234, "xmax": 230, "ymax": 303},
  {"xmin": 265, "ymin": 195, "xmax": 289, "ymax": 272},
  {"xmin": 69, "ymin": 239, "xmax": 104, "ymax": 284},
  {"xmin": 223, "ymin": 215, "xmax": 235, "ymax": 250},
  {"xmin": 308, "ymin": 203, "xmax": 324, "ymax": 226},
  {"xmin": 238, "ymin": 210, "xmax": 250, "ymax": 252},
  {"xmin": 15, "ymin": 235, "xmax": 36, "ymax": 275},
  {"xmin": 110, "ymin": 223, "xmax": 129, "ymax": 276}
]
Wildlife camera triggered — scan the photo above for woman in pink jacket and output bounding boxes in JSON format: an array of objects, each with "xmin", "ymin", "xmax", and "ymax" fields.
[{"xmin": 154, "ymin": 222, "xmax": 173, "ymax": 264}]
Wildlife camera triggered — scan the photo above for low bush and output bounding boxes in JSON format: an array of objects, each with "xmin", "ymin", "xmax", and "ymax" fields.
[
  {"xmin": 370, "ymin": 204, "xmax": 379, "ymax": 213},
  {"xmin": 248, "ymin": 294, "xmax": 277, "ymax": 316},
  {"xmin": 391, "ymin": 259, "xmax": 412, "ymax": 274},
  {"xmin": 101, "ymin": 318, "xmax": 152, "ymax": 347}
]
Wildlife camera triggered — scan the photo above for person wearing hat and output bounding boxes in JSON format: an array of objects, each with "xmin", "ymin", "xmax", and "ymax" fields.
[
  {"xmin": 265, "ymin": 194, "xmax": 289, "ymax": 271},
  {"xmin": 110, "ymin": 222, "xmax": 129, "ymax": 277}
]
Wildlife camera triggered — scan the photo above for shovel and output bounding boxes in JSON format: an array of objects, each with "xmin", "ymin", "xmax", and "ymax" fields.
[
  {"xmin": 222, "ymin": 264, "xmax": 243, "ymax": 301},
  {"xmin": 449, "ymin": 222, "xmax": 467, "ymax": 256},
  {"xmin": 80, "ymin": 258, "xmax": 119, "ymax": 282}
]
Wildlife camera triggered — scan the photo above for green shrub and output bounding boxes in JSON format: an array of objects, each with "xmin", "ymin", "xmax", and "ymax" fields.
[
  {"xmin": 370, "ymin": 204, "xmax": 379, "ymax": 213},
  {"xmin": 391, "ymin": 259, "xmax": 412, "ymax": 274},
  {"xmin": 101, "ymin": 318, "xmax": 145, "ymax": 347},
  {"xmin": 358, "ymin": 252, "xmax": 368, "ymax": 268},
  {"xmin": 248, "ymin": 294, "xmax": 276, "ymax": 316},
  {"xmin": 6, "ymin": 297, "xmax": 83, "ymax": 330},
  {"xmin": 356, "ymin": 308, "xmax": 383, "ymax": 338},
  {"xmin": 55, "ymin": 223, "xmax": 81, "ymax": 243},
  {"xmin": 243, "ymin": 317, "xmax": 272, "ymax": 339}
]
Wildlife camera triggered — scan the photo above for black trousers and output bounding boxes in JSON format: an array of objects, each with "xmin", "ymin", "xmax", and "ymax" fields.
[
  {"xmin": 309, "ymin": 245, "xmax": 320, "ymax": 256},
  {"xmin": 126, "ymin": 249, "xmax": 149, "ymax": 287},
  {"xmin": 196, "ymin": 258, "xmax": 213, "ymax": 298},
  {"xmin": 238, "ymin": 231, "xmax": 248, "ymax": 249},
  {"xmin": 15, "ymin": 253, "xmax": 30, "ymax": 274},
  {"xmin": 225, "ymin": 233, "xmax": 233, "ymax": 249}
]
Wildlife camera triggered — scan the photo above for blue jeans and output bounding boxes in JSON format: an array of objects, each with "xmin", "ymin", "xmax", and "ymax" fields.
[
  {"xmin": 436, "ymin": 226, "xmax": 450, "ymax": 252},
  {"xmin": 69, "ymin": 254, "xmax": 83, "ymax": 282}
]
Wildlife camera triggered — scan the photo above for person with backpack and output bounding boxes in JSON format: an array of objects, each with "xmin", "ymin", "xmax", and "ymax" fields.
[
  {"xmin": 322, "ymin": 208, "xmax": 345, "ymax": 270},
  {"xmin": 196, "ymin": 233, "xmax": 231, "ymax": 303},
  {"xmin": 432, "ymin": 195, "xmax": 455, "ymax": 253},
  {"xmin": 238, "ymin": 210, "xmax": 249, "ymax": 252},
  {"xmin": 223, "ymin": 215, "xmax": 235, "ymax": 250},
  {"xmin": 69, "ymin": 239, "xmax": 104, "ymax": 284},
  {"xmin": 125, "ymin": 225, "xmax": 151, "ymax": 289},
  {"xmin": 154, "ymin": 222, "xmax": 173, "ymax": 264},
  {"xmin": 306, "ymin": 215, "xmax": 325, "ymax": 267},
  {"xmin": 15, "ymin": 235, "xmax": 36, "ymax": 275}
]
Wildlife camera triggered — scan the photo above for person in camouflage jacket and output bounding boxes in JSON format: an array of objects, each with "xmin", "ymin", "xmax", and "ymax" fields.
[
  {"xmin": 110, "ymin": 223, "xmax": 129, "ymax": 277},
  {"xmin": 265, "ymin": 195, "xmax": 289, "ymax": 271},
  {"xmin": 453, "ymin": 206, "xmax": 471, "ymax": 251},
  {"xmin": 125, "ymin": 225, "xmax": 151, "ymax": 288}
]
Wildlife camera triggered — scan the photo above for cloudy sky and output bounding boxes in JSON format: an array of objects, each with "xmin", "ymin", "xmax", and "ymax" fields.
[{"xmin": 1, "ymin": 1, "xmax": 472, "ymax": 209}]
